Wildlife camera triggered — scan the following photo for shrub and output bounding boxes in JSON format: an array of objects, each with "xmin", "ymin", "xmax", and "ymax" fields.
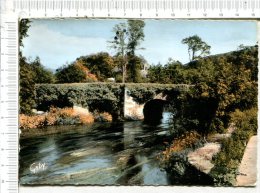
[
  {"xmin": 20, "ymin": 114, "xmax": 46, "ymax": 129},
  {"xmin": 210, "ymin": 107, "xmax": 257, "ymax": 186},
  {"xmin": 45, "ymin": 114, "xmax": 56, "ymax": 125},
  {"xmin": 161, "ymin": 131, "xmax": 201, "ymax": 162},
  {"xmin": 230, "ymin": 108, "xmax": 257, "ymax": 136},
  {"xmin": 78, "ymin": 113, "xmax": 95, "ymax": 124},
  {"xmin": 19, "ymin": 107, "xmax": 95, "ymax": 129},
  {"xmin": 159, "ymin": 145, "xmax": 214, "ymax": 185},
  {"xmin": 94, "ymin": 112, "xmax": 113, "ymax": 122}
]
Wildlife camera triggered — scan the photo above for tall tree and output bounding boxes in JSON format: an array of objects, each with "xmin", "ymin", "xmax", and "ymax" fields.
[
  {"xmin": 181, "ymin": 35, "xmax": 211, "ymax": 61},
  {"xmin": 19, "ymin": 19, "xmax": 33, "ymax": 114},
  {"xmin": 109, "ymin": 20, "xmax": 145, "ymax": 83},
  {"xmin": 110, "ymin": 22, "xmax": 128, "ymax": 83},
  {"xmin": 127, "ymin": 20, "xmax": 145, "ymax": 83},
  {"xmin": 19, "ymin": 19, "xmax": 31, "ymax": 47},
  {"xmin": 127, "ymin": 20, "xmax": 145, "ymax": 55}
]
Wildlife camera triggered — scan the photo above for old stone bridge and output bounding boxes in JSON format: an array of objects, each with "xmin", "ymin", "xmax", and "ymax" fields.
[{"xmin": 35, "ymin": 83, "xmax": 190, "ymax": 123}]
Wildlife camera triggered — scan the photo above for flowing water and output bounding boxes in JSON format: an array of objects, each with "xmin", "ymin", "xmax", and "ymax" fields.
[{"xmin": 19, "ymin": 113, "xmax": 175, "ymax": 185}]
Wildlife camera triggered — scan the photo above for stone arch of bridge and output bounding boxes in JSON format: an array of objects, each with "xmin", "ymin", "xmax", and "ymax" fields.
[
  {"xmin": 124, "ymin": 91, "xmax": 169, "ymax": 125},
  {"xmin": 143, "ymin": 99, "xmax": 168, "ymax": 125}
]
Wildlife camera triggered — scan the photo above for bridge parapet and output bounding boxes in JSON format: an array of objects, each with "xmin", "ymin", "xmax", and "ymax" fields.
[{"xmin": 35, "ymin": 83, "xmax": 190, "ymax": 121}]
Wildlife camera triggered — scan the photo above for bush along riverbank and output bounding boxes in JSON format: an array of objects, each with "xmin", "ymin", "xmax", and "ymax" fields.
[
  {"xmin": 159, "ymin": 107, "xmax": 257, "ymax": 186},
  {"xmin": 158, "ymin": 45, "xmax": 258, "ymax": 186},
  {"xmin": 158, "ymin": 131, "xmax": 215, "ymax": 185},
  {"xmin": 209, "ymin": 108, "xmax": 257, "ymax": 186},
  {"xmin": 20, "ymin": 107, "xmax": 112, "ymax": 131}
]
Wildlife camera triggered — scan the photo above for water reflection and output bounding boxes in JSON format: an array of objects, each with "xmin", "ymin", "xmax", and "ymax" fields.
[{"xmin": 20, "ymin": 113, "xmax": 173, "ymax": 185}]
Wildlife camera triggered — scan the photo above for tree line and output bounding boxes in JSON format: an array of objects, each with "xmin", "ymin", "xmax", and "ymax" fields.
[
  {"xmin": 19, "ymin": 19, "xmax": 257, "ymax": 122},
  {"xmin": 19, "ymin": 19, "xmax": 214, "ymax": 85}
]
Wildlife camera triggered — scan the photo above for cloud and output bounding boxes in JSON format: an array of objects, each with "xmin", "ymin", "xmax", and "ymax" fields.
[
  {"xmin": 22, "ymin": 24, "xmax": 109, "ymax": 69},
  {"xmin": 21, "ymin": 20, "xmax": 257, "ymax": 69}
]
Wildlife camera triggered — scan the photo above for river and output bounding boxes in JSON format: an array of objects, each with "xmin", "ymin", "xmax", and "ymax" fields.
[{"xmin": 20, "ymin": 112, "xmax": 176, "ymax": 185}]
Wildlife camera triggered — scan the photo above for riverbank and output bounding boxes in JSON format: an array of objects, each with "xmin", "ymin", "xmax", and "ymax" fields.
[
  {"xmin": 187, "ymin": 124, "xmax": 236, "ymax": 174},
  {"xmin": 20, "ymin": 124, "xmax": 95, "ymax": 138},
  {"xmin": 20, "ymin": 107, "xmax": 113, "ymax": 138},
  {"xmin": 159, "ymin": 107, "xmax": 257, "ymax": 186}
]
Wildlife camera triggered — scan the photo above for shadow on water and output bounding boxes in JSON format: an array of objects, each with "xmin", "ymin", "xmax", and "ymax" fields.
[{"xmin": 116, "ymin": 154, "xmax": 143, "ymax": 185}]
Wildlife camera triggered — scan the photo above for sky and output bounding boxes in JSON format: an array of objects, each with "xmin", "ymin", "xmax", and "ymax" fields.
[{"xmin": 21, "ymin": 19, "xmax": 257, "ymax": 70}]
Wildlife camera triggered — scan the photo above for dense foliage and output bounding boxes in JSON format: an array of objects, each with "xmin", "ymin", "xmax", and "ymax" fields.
[
  {"xmin": 30, "ymin": 57, "xmax": 55, "ymax": 83},
  {"xmin": 148, "ymin": 60, "xmax": 185, "ymax": 84},
  {"xmin": 210, "ymin": 108, "xmax": 257, "ymax": 186},
  {"xmin": 150, "ymin": 46, "xmax": 258, "ymax": 135},
  {"xmin": 126, "ymin": 83, "xmax": 189, "ymax": 103},
  {"xmin": 159, "ymin": 131, "xmax": 213, "ymax": 185},
  {"xmin": 159, "ymin": 45, "xmax": 257, "ymax": 186},
  {"xmin": 61, "ymin": 52, "xmax": 147, "ymax": 83},
  {"xmin": 55, "ymin": 59, "xmax": 98, "ymax": 83},
  {"xmin": 35, "ymin": 83, "xmax": 186, "ymax": 120},
  {"xmin": 19, "ymin": 19, "xmax": 33, "ymax": 114},
  {"xmin": 35, "ymin": 83, "xmax": 125, "ymax": 120},
  {"xmin": 19, "ymin": 55, "xmax": 36, "ymax": 114},
  {"xmin": 19, "ymin": 19, "xmax": 31, "ymax": 47},
  {"xmin": 19, "ymin": 55, "xmax": 55, "ymax": 114},
  {"xmin": 76, "ymin": 52, "xmax": 116, "ymax": 81}
]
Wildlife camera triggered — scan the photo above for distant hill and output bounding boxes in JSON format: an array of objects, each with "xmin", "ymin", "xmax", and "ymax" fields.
[{"xmin": 185, "ymin": 45, "xmax": 258, "ymax": 70}]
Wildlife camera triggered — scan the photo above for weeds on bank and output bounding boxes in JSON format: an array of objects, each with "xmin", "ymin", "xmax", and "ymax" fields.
[
  {"xmin": 20, "ymin": 107, "xmax": 114, "ymax": 129},
  {"xmin": 93, "ymin": 111, "xmax": 113, "ymax": 122},
  {"xmin": 158, "ymin": 130, "xmax": 204, "ymax": 180},
  {"xmin": 210, "ymin": 107, "xmax": 257, "ymax": 186},
  {"xmin": 20, "ymin": 114, "xmax": 46, "ymax": 129},
  {"xmin": 161, "ymin": 131, "xmax": 201, "ymax": 161}
]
